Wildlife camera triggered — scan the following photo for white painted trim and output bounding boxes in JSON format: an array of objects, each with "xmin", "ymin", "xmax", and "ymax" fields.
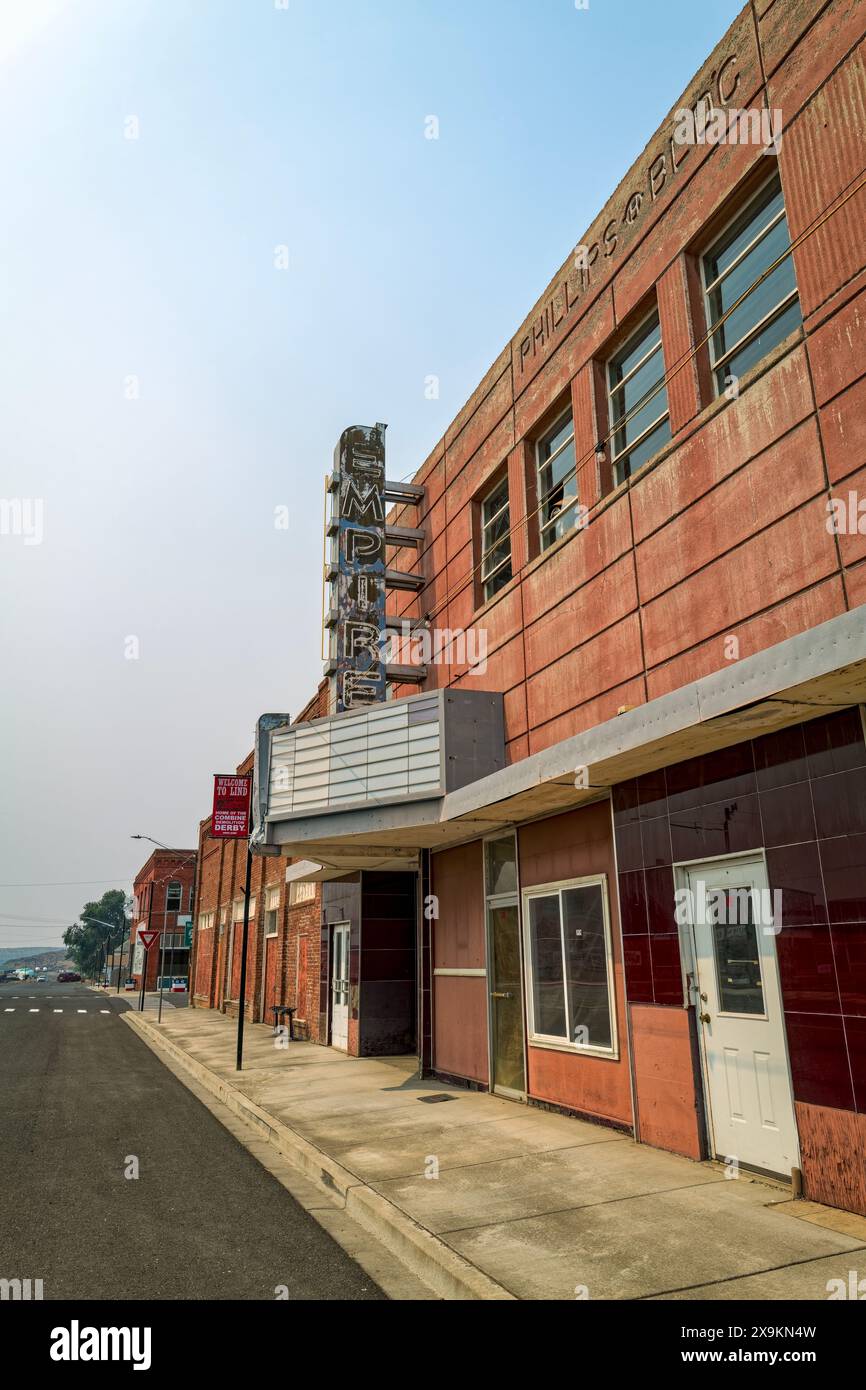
[{"xmin": 522, "ymin": 873, "xmax": 619, "ymax": 1060}]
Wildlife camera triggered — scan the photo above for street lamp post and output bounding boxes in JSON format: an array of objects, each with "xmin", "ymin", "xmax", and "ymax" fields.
[{"xmin": 80, "ymin": 915, "xmax": 126, "ymax": 990}]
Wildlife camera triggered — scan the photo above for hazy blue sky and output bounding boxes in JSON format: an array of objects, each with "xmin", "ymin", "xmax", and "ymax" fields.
[{"xmin": 0, "ymin": 0, "xmax": 742, "ymax": 946}]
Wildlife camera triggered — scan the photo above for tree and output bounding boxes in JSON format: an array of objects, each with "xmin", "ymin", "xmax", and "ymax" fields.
[{"xmin": 64, "ymin": 890, "xmax": 131, "ymax": 980}]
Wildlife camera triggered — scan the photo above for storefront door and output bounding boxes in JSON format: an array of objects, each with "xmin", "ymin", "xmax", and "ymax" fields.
[
  {"xmin": 330, "ymin": 923, "xmax": 350, "ymax": 1051},
  {"xmin": 489, "ymin": 902, "xmax": 526, "ymax": 1096},
  {"xmin": 683, "ymin": 855, "xmax": 798, "ymax": 1177}
]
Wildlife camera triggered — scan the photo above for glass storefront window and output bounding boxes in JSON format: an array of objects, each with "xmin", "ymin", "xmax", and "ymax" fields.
[{"xmin": 524, "ymin": 876, "xmax": 616, "ymax": 1054}]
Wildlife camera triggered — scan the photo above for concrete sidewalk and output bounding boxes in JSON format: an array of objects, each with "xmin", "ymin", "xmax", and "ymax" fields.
[{"xmin": 124, "ymin": 1008, "xmax": 866, "ymax": 1301}]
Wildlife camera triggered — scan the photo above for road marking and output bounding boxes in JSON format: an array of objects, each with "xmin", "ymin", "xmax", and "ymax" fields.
[
  {"xmin": 4, "ymin": 1008, "xmax": 13, "ymax": 1012},
  {"xmin": 100, "ymin": 1009, "xmax": 110, "ymax": 1014},
  {"xmin": 54, "ymin": 1008, "xmax": 63, "ymax": 1013},
  {"xmin": 29, "ymin": 1008, "xmax": 39, "ymax": 1013},
  {"xmin": 77, "ymin": 1009, "xmax": 87, "ymax": 1014}
]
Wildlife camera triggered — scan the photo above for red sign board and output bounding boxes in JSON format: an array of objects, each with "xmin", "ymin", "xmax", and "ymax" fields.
[
  {"xmin": 212, "ymin": 774, "xmax": 251, "ymax": 839},
  {"xmin": 137, "ymin": 929, "xmax": 160, "ymax": 952}
]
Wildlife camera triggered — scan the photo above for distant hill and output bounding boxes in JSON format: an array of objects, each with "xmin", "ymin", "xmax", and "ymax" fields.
[{"xmin": 0, "ymin": 947, "xmax": 73, "ymax": 971}]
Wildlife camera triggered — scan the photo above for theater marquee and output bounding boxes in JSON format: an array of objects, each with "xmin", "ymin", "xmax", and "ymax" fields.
[{"xmin": 326, "ymin": 423, "xmax": 388, "ymax": 713}]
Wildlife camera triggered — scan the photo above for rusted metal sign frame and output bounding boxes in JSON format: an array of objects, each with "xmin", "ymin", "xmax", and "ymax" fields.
[{"xmin": 330, "ymin": 423, "xmax": 388, "ymax": 713}]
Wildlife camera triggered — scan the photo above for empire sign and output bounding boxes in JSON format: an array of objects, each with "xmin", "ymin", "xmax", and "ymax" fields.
[{"xmin": 327, "ymin": 423, "xmax": 388, "ymax": 713}]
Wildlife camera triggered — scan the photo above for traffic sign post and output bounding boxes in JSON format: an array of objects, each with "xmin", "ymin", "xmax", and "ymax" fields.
[{"xmin": 136, "ymin": 927, "xmax": 160, "ymax": 1013}]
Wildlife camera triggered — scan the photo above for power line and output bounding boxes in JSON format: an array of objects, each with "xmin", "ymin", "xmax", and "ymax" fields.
[{"xmin": 0, "ymin": 878, "xmax": 133, "ymax": 889}]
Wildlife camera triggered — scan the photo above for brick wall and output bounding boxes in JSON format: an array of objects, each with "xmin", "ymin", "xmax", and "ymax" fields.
[
  {"xmin": 189, "ymin": 680, "xmax": 330, "ymax": 1037},
  {"xmin": 384, "ymin": 0, "xmax": 866, "ymax": 760},
  {"xmin": 130, "ymin": 850, "xmax": 197, "ymax": 991}
]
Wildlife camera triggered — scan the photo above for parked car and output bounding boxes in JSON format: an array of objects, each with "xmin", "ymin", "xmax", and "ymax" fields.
[
  {"xmin": 170, "ymin": 978, "xmax": 187, "ymax": 993},
  {"xmin": 124, "ymin": 978, "xmax": 137, "ymax": 991},
  {"xmin": 36, "ymin": 976, "xmax": 46, "ymax": 983},
  {"xmin": 57, "ymin": 970, "xmax": 82, "ymax": 982}
]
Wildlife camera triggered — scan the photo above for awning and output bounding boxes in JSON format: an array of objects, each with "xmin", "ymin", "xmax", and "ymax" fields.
[{"xmin": 274, "ymin": 607, "xmax": 866, "ymax": 876}]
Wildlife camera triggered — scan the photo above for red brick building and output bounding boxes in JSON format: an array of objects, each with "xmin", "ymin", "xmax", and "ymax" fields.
[
  {"xmin": 197, "ymin": 0, "xmax": 866, "ymax": 1218},
  {"xmin": 190, "ymin": 688, "xmax": 328, "ymax": 1039},
  {"xmin": 130, "ymin": 850, "xmax": 197, "ymax": 992}
]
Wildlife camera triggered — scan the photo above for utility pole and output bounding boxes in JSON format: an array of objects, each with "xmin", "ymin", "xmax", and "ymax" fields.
[
  {"xmin": 139, "ymin": 884, "xmax": 153, "ymax": 1013},
  {"xmin": 236, "ymin": 840, "xmax": 253, "ymax": 1071}
]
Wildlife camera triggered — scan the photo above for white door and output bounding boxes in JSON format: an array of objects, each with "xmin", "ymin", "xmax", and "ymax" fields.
[
  {"xmin": 330, "ymin": 923, "xmax": 350, "ymax": 1051},
  {"xmin": 684, "ymin": 855, "xmax": 798, "ymax": 1177}
]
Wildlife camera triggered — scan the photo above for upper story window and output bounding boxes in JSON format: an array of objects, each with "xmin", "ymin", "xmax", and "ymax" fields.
[
  {"xmin": 608, "ymin": 311, "xmax": 671, "ymax": 486},
  {"xmin": 265, "ymin": 885, "xmax": 280, "ymax": 936},
  {"xmin": 537, "ymin": 410, "xmax": 578, "ymax": 550},
  {"xmin": 165, "ymin": 880, "xmax": 182, "ymax": 913},
  {"xmin": 702, "ymin": 173, "xmax": 801, "ymax": 395},
  {"xmin": 480, "ymin": 474, "xmax": 512, "ymax": 602}
]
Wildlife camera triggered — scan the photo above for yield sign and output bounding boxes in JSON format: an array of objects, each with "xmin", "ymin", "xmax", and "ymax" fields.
[{"xmin": 138, "ymin": 929, "xmax": 160, "ymax": 951}]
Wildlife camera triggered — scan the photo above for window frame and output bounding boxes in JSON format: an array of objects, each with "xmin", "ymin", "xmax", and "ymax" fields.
[
  {"xmin": 165, "ymin": 880, "xmax": 182, "ymax": 913},
  {"xmin": 535, "ymin": 408, "xmax": 579, "ymax": 551},
  {"xmin": 479, "ymin": 472, "xmax": 513, "ymax": 603},
  {"xmin": 606, "ymin": 307, "xmax": 671, "ymax": 487},
  {"xmin": 264, "ymin": 884, "xmax": 280, "ymax": 937},
  {"xmin": 482, "ymin": 831, "xmax": 526, "ymax": 1098},
  {"xmin": 521, "ymin": 873, "xmax": 618, "ymax": 1058},
  {"xmin": 700, "ymin": 172, "xmax": 801, "ymax": 397}
]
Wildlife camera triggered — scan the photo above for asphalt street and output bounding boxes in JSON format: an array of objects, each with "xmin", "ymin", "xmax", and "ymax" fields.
[{"xmin": 0, "ymin": 977, "xmax": 384, "ymax": 1300}]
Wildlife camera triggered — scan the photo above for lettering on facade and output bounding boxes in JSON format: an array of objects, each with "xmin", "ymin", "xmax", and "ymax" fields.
[
  {"xmin": 517, "ymin": 51, "xmax": 741, "ymax": 375},
  {"xmin": 329, "ymin": 424, "xmax": 387, "ymax": 713}
]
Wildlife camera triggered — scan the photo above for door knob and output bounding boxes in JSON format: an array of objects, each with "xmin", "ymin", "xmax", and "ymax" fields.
[
  {"xmin": 490, "ymin": 991, "xmax": 513, "ymax": 999},
  {"xmin": 699, "ymin": 1011, "xmax": 711, "ymax": 1024}
]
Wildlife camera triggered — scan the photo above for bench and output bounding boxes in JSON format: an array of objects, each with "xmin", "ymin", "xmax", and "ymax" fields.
[{"xmin": 271, "ymin": 1005, "xmax": 296, "ymax": 1040}]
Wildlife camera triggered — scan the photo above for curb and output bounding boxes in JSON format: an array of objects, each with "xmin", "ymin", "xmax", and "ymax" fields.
[{"xmin": 122, "ymin": 1012, "xmax": 515, "ymax": 1301}]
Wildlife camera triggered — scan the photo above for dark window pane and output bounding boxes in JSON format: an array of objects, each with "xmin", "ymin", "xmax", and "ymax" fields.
[
  {"xmin": 481, "ymin": 476, "xmax": 512, "ymax": 599},
  {"xmin": 704, "ymin": 176, "xmax": 801, "ymax": 393},
  {"xmin": 538, "ymin": 413, "xmax": 574, "ymax": 463},
  {"xmin": 538, "ymin": 414, "xmax": 578, "ymax": 548},
  {"xmin": 705, "ymin": 180, "xmax": 784, "ymax": 284},
  {"xmin": 484, "ymin": 559, "xmax": 512, "ymax": 599},
  {"xmin": 609, "ymin": 314, "xmax": 670, "ymax": 481},
  {"xmin": 486, "ymin": 836, "xmax": 517, "ymax": 896},
  {"xmin": 609, "ymin": 318, "xmax": 662, "ymax": 385},
  {"xmin": 710, "ymin": 888, "xmax": 765, "ymax": 1015},
  {"xmin": 716, "ymin": 298, "xmax": 802, "ymax": 391},
  {"xmin": 615, "ymin": 416, "xmax": 671, "ymax": 483},
  {"xmin": 562, "ymin": 885, "xmax": 612, "ymax": 1049},
  {"xmin": 528, "ymin": 894, "xmax": 567, "ymax": 1038}
]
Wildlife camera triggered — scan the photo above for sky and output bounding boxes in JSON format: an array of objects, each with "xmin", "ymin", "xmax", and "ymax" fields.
[{"xmin": 0, "ymin": 0, "xmax": 743, "ymax": 947}]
